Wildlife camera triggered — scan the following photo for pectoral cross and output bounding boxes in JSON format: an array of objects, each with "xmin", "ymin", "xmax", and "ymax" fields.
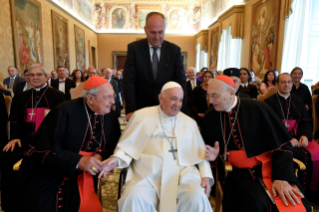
[
  {"xmin": 29, "ymin": 111, "xmax": 36, "ymax": 120},
  {"xmin": 224, "ymin": 146, "xmax": 230, "ymax": 160},
  {"xmin": 285, "ymin": 121, "xmax": 289, "ymax": 128},
  {"xmin": 169, "ymin": 144, "xmax": 178, "ymax": 160}
]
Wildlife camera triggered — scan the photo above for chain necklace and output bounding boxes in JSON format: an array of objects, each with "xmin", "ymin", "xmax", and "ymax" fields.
[
  {"xmin": 276, "ymin": 93, "xmax": 291, "ymax": 128},
  {"xmin": 157, "ymin": 106, "xmax": 178, "ymax": 160},
  {"xmin": 29, "ymin": 86, "xmax": 49, "ymax": 120},
  {"xmin": 83, "ymin": 99, "xmax": 104, "ymax": 148},
  {"xmin": 220, "ymin": 97, "xmax": 241, "ymax": 160}
]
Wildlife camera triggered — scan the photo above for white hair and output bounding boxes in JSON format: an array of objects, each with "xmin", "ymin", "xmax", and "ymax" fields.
[
  {"xmin": 82, "ymin": 87, "xmax": 99, "ymax": 98},
  {"xmin": 28, "ymin": 64, "xmax": 48, "ymax": 76},
  {"xmin": 187, "ymin": 67, "xmax": 197, "ymax": 73}
]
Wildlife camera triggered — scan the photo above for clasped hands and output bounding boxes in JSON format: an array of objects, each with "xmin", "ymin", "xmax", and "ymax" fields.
[
  {"xmin": 290, "ymin": 136, "xmax": 308, "ymax": 148},
  {"xmin": 78, "ymin": 154, "xmax": 118, "ymax": 177}
]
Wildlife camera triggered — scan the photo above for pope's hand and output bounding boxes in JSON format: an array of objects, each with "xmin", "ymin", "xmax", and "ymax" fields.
[
  {"xmin": 271, "ymin": 180, "xmax": 304, "ymax": 206},
  {"xmin": 78, "ymin": 156, "xmax": 103, "ymax": 176},
  {"xmin": 3, "ymin": 139, "xmax": 21, "ymax": 152},
  {"xmin": 126, "ymin": 112, "xmax": 134, "ymax": 121},
  {"xmin": 205, "ymin": 142, "xmax": 219, "ymax": 161},
  {"xmin": 98, "ymin": 157, "xmax": 119, "ymax": 178},
  {"xmin": 201, "ymin": 177, "xmax": 211, "ymax": 197}
]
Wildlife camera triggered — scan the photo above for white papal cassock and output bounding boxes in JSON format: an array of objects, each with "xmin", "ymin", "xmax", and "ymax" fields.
[{"xmin": 113, "ymin": 106, "xmax": 214, "ymax": 212}]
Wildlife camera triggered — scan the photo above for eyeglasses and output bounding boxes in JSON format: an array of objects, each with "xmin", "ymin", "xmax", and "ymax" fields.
[
  {"xmin": 206, "ymin": 90, "xmax": 227, "ymax": 99},
  {"xmin": 91, "ymin": 93, "xmax": 117, "ymax": 101},
  {"xmin": 29, "ymin": 73, "xmax": 44, "ymax": 78}
]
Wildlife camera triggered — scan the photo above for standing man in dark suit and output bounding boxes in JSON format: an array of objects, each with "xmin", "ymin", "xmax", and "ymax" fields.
[
  {"xmin": 15, "ymin": 69, "xmax": 31, "ymax": 97},
  {"xmin": 123, "ymin": 12, "xmax": 186, "ymax": 121},
  {"xmin": 3, "ymin": 66, "xmax": 25, "ymax": 94},
  {"xmin": 186, "ymin": 67, "xmax": 201, "ymax": 117},
  {"xmin": 106, "ymin": 68, "xmax": 121, "ymax": 117},
  {"xmin": 51, "ymin": 66, "xmax": 76, "ymax": 100}
]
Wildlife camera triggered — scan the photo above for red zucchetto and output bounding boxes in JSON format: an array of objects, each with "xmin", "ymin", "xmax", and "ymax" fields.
[
  {"xmin": 214, "ymin": 75, "xmax": 235, "ymax": 88},
  {"xmin": 83, "ymin": 76, "xmax": 108, "ymax": 89}
]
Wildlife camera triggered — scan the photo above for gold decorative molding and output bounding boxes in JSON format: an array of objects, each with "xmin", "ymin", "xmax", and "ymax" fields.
[
  {"xmin": 95, "ymin": 0, "xmax": 200, "ymax": 3},
  {"xmin": 195, "ymin": 29, "xmax": 208, "ymax": 51},
  {"xmin": 283, "ymin": 0, "xmax": 294, "ymax": 19},
  {"xmin": 218, "ymin": 4, "xmax": 245, "ymax": 38}
]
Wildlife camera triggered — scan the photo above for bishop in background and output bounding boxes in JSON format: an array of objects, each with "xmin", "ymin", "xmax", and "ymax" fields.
[{"xmin": 99, "ymin": 81, "xmax": 219, "ymax": 212}]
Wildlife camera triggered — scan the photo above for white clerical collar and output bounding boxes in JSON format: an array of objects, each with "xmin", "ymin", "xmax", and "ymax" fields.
[
  {"xmin": 225, "ymin": 96, "xmax": 238, "ymax": 112},
  {"xmin": 158, "ymin": 105, "xmax": 175, "ymax": 120},
  {"xmin": 148, "ymin": 42, "xmax": 162, "ymax": 49},
  {"xmin": 34, "ymin": 84, "xmax": 47, "ymax": 91},
  {"xmin": 277, "ymin": 92, "xmax": 290, "ymax": 100},
  {"xmin": 240, "ymin": 83, "xmax": 248, "ymax": 87}
]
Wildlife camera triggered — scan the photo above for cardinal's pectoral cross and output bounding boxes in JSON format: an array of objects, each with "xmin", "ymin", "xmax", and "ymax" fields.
[
  {"xmin": 167, "ymin": 136, "xmax": 178, "ymax": 160},
  {"xmin": 29, "ymin": 111, "xmax": 36, "ymax": 120}
]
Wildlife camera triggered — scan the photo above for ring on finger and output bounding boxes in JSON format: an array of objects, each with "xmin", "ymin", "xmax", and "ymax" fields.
[
  {"xmin": 91, "ymin": 166, "xmax": 97, "ymax": 172},
  {"xmin": 6, "ymin": 144, "xmax": 10, "ymax": 147}
]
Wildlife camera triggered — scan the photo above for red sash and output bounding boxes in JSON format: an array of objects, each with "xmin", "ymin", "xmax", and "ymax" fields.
[
  {"xmin": 228, "ymin": 150, "xmax": 306, "ymax": 212},
  {"xmin": 26, "ymin": 108, "xmax": 50, "ymax": 132},
  {"xmin": 284, "ymin": 119, "xmax": 319, "ymax": 191},
  {"xmin": 78, "ymin": 151, "xmax": 102, "ymax": 212}
]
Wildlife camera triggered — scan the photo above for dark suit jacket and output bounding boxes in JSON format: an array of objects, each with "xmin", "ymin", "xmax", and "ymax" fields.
[
  {"xmin": 14, "ymin": 81, "xmax": 28, "ymax": 97},
  {"xmin": 51, "ymin": 78, "xmax": 76, "ymax": 100},
  {"xmin": 109, "ymin": 79, "xmax": 121, "ymax": 117},
  {"xmin": 0, "ymin": 88, "xmax": 11, "ymax": 97},
  {"xmin": 3, "ymin": 75, "xmax": 25, "ymax": 94},
  {"xmin": 123, "ymin": 38, "xmax": 186, "ymax": 114},
  {"xmin": 186, "ymin": 80, "xmax": 201, "ymax": 117}
]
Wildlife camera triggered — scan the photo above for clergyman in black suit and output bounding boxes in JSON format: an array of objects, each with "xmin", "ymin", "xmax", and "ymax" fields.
[
  {"xmin": 3, "ymin": 66, "xmax": 25, "ymax": 94},
  {"xmin": 123, "ymin": 12, "xmax": 186, "ymax": 121},
  {"xmin": 51, "ymin": 66, "xmax": 76, "ymax": 100},
  {"xmin": 186, "ymin": 67, "xmax": 201, "ymax": 117}
]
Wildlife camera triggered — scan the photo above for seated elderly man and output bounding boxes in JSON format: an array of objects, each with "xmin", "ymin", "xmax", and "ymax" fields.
[
  {"xmin": 202, "ymin": 76, "xmax": 312, "ymax": 212},
  {"xmin": 99, "ymin": 81, "xmax": 218, "ymax": 212},
  {"xmin": 7, "ymin": 76, "xmax": 121, "ymax": 212}
]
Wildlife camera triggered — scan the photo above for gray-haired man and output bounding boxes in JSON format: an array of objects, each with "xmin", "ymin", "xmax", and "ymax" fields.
[
  {"xmin": 6, "ymin": 76, "xmax": 121, "ymax": 212},
  {"xmin": 1, "ymin": 64, "xmax": 65, "ymax": 211}
]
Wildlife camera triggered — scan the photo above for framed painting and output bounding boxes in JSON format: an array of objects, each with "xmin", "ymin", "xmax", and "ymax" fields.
[
  {"xmin": 74, "ymin": 25, "xmax": 86, "ymax": 72},
  {"xmin": 210, "ymin": 27, "xmax": 219, "ymax": 71},
  {"xmin": 52, "ymin": 11, "xmax": 69, "ymax": 70},
  {"xmin": 136, "ymin": 5, "xmax": 161, "ymax": 30},
  {"xmin": 249, "ymin": 0, "xmax": 281, "ymax": 78},
  {"xmin": 112, "ymin": 8, "xmax": 127, "ymax": 29},
  {"xmin": 10, "ymin": 0, "xmax": 44, "ymax": 70}
]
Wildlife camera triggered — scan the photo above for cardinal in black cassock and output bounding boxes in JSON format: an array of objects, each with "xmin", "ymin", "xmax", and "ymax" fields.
[
  {"xmin": 265, "ymin": 73, "xmax": 319, "ymax": 205},
  {"xmin": 1, "ymin": 65, "xmax": 65, "ymax": 211},
  {"xmin": 202, "ymin": 76, "xmax": 312, "ymax": 212},
  {"xmin": 7, "ymin": 76, "xmax": 121, "ymax": 212}
]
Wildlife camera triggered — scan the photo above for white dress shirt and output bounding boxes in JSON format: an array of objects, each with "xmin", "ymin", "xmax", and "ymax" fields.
[{"xmin": 58, "ymin": 78, "xmax": 66, "ymax": 94}]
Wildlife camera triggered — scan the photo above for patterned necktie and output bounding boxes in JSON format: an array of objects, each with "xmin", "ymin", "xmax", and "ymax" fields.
[
  {"xmin": 9, "ymin": 78, "xmax": 14, "ymax": 89},
  {"xmin": 152, "ymin": 47, "xmax": 159, "ymax": 80}
]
